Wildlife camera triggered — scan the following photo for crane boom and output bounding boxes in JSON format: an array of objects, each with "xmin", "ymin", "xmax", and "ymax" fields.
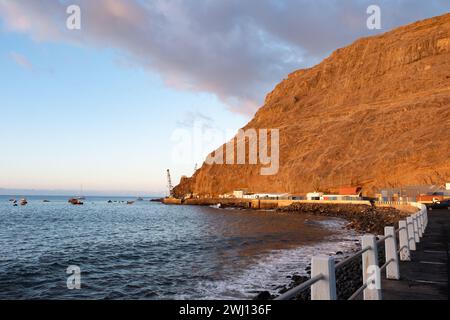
[{"xmin": 166, "ymin": 169, "xmax": 174, "ymax": 196}]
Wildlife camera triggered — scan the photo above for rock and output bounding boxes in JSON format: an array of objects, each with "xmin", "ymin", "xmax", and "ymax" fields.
[
  {"xmin": 172, "ymin": 13, "xmax": 450, "ymax": 198},
  {"xmin": 276, "ymin": 203, "xmax": 409, "ymax": 234},
  {"xmin": 253, "ymin": 291, "xmax": 273, "ymax": 300}
]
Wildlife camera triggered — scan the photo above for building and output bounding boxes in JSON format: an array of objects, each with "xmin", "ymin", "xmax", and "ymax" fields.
[
  {"xmin": 318, "ymin": 187, "xmax": 362, "ymax": 201},
  {"xmin": 243, "ymin": 193, "xmax": 290, "ymax": 200},
  {"xmin": 379, "ymin": 185, "xmax": 448, "ymax": 201},
  {"xmin": 416, "ymin": 194, "xmax": 445, "ymax": 203},
  {"xmin": 289, "ymin": 195, "xmax": 306, "ymax": 200},
  {"xmin": 446, "ymin": 183, "xmax": 450, "ymax": 191},
  {"xmin": 232, "ymin": 189, "xmax": 247, "ymax": 198},
  {"xmin": 338, "ymin": 187, "xmax": 362, "ymax": 197},
  {"xmin": 232, "ymin": 189, "xmax": 290, "ymax": 200},
  {"xmin": 306, "ymin": 192, "xmax": 323, "ymax": 200}
]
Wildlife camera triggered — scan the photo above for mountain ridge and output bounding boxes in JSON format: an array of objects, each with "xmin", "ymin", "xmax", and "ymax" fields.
[{"xmin": 174, "ymin": 13, "xmax": 450, "ymax": 197}]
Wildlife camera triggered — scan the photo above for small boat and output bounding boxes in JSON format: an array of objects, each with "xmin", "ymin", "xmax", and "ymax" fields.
[
  {"xmin": 20, "ymin": 198, "xmax": 28, "ymax": 206},
  {"xmin": 137, "ymin": 197, "xmax": 144, "ymax": 201},
  {"xmin": 43, "ymin": 200, "xmax": 50, "ymax": 203},
  {"xmin": 127, "ymin": 201, "xmax": 135, "ymax": 205},
  {"xmin": 68, "ymin": 198, "xmax": 84, "ymax": 205},
  {"xmin": 9, "ymin": 198, "xmax": 15, "ymax": 202}
]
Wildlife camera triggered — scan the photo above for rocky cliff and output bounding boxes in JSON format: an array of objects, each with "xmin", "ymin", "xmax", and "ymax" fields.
[{"xmin": 174, "ymin": 13, "xmax": 450, "ymax": 197}]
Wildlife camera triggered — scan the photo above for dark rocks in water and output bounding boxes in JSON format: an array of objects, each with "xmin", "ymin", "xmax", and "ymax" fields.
[
  {"xmin": 267, "ymin": 248, "xmax": 389, "ymax": 301},
  {"xmin": 253, "ymin": 291, "xmax": 274, "ymax": 300},
  {"xmin": 107, "ymin": 200, "xmax": 113, "ymax": 203},
  {"xmin": 277, "ymin": 203, "xmax": 409, "ymax": 234},
  {"xmin": 13, "ymin": 204, "xmax": 18, "ymax": 207},
  {"xmin": 253, "ymin": 202, "xmax": 412, "ymax": 301},
  {"xmin": 43, "ymin": 200, "xmax": 50, "ymax": 203},
  {"xmin": 277, "ymin": 274, "xmax": 311, "ymax": 300}
]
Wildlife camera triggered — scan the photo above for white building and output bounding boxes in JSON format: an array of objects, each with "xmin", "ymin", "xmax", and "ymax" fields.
[
  {"xmin": 243, "ymin": 193, "xmax": 290, "ymax": 199},
  {"xmin": 446, "ymin": 183, "xmax": 450, "ymax": 191},
  {"xmin": 233, "ymin": 190, "xmax": 246, "ymax": 198},
  {"xmin": 306, "ymin": 192, "xmax": 323, "ymax": 200}
]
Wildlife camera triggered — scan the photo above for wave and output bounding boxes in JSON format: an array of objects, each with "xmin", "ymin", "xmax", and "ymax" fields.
[{"xmin": 173, "ymin": 219, "xmax": 360, "ymax": 300}]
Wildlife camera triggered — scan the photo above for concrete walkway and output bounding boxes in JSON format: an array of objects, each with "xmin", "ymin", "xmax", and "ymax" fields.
[{"xmin": 382, "ymin": 208, "xmax": 450, "ymax": 300}]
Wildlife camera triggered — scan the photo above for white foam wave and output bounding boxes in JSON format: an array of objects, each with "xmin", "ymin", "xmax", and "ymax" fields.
[{"xmin": 174, "ymin": 218, "xmax": 361, "ymax": 300}]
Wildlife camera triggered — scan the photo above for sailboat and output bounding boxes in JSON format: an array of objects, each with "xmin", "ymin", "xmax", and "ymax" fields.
[{"xmin": 77, "ymin": 185, "xmax": 86, "ymax": 200}]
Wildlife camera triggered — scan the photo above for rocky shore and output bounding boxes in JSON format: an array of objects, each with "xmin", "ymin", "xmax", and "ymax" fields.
[
  {"xmin": 254, "ymin": 203, "xmax": 411, "ymax": 300},
  {"xmin": 255, "ymin": 248, "xmax": 387, "ymax": 301},
  {"xmin": 277, "ymin": 203, "xmax": 410, "ymax": 235}
]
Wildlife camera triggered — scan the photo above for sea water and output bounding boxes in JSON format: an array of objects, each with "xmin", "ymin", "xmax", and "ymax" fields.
[{"xmin": 0, "ymin": 196, "xmax": 358, "ymax": 299}]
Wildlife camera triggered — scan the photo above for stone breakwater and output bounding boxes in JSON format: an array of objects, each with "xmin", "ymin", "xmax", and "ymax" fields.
[
  {"xmin": 277, "ymin": 203, "xmax": 410, "ymax": 235},
  {"xmin": 253, "ymin": 203, "xmax": 410, "ymax": 300}
]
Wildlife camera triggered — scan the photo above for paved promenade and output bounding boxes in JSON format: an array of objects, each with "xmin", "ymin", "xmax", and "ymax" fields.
[{"xmin": 382, "ymin": 208, "xmax": 449, "ymax": 300}]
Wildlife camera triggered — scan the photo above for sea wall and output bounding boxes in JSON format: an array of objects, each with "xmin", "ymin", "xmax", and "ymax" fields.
[{"xmin": 164, "ymin": 198, "xmax": 371, "ymax": 209}]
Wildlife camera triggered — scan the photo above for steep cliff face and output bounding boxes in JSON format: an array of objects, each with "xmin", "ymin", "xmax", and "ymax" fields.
[{"xmin": 174, "ymin": 13, "xmax": 450, "ymax": 197}]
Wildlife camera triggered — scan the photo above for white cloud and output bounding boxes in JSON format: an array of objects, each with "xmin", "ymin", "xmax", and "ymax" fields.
[
  {"xmin": 9, "ymin": 51, "xmax": 33, "ymax": 71},
  {"xmin": 1, "ymin": 0, "xmax": 448, "ymax": 114}
]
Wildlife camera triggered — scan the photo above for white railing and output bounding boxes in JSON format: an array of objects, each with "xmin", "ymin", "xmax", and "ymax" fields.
[{"xmin": 276, "ymin": 202, "xmax": 428, "ymax": 300}]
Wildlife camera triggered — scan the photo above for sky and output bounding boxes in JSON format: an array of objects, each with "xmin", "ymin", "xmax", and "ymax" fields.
[{"xmin": 0, "ymin": 0, "xmax": 449, "ymax": 196}]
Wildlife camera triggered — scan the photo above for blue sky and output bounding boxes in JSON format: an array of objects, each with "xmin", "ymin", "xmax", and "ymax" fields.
[
  {"xmin": 0, "ymin": 1, "xmax": 448, "ymax": 196},
  {"xmin": 0, "ymin": 30, "xmax": 247, "ymax": 195}
]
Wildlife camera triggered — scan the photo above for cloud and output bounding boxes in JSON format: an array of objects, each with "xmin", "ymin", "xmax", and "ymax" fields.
[
  {"xmin": 9, "ymin": 51, "xmax": 34, "ymax": 71},
  {"xmin": 176, "ymin": 110, "xmax": 214, "ymax": 129},
  {"xmin": 0, "ymin": 0, "xmax": 449, "ymax": 114}
]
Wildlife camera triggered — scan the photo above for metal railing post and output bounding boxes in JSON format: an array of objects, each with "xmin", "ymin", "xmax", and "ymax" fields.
[
  {"xmin": 311, "ymin": 255, "xmax": 337, "ymax": 300},
  {"xmin": 412, "ymin": 214, "xmax": 420, "ymax": 243},
  {"xmin": 406, "ymin": 216, "xmax": 416, "ymax": 251},
  {"xmin": 398, "ymin": 220, "xmax": 410, "ymax": 261},
  {"xmin": 384, "ymin": 227, "xmax": 400, "ymax": 279},
  {"xmin": 362, "ymin": 235, "xmax": 382, "ymax": 300}
]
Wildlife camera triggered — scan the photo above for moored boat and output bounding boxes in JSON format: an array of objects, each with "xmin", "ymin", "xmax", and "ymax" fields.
[{"xmin": 68, "ymin": 198, "xmax": 84, "ymax": 205}]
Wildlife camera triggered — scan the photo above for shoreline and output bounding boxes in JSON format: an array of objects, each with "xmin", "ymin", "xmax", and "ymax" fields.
[{"xmin": 253, "ymin": 202, "xmax": 413, "ymax": 300}]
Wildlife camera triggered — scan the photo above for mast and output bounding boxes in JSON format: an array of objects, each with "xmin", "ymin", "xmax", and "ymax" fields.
[{"xmin": 166, "ymin": 169, "xmax": 174, "ymax": 197}]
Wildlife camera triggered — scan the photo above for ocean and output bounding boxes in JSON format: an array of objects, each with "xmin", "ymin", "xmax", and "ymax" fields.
[{"xmin": 0, "ymin": 195, "xmax": 359, "ymax": 299}]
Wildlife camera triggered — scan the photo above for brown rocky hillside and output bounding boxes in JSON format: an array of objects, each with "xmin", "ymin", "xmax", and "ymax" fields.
[{"xmin": 174, "ymin": 13, "xmax": 450, "ymax": 198}]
